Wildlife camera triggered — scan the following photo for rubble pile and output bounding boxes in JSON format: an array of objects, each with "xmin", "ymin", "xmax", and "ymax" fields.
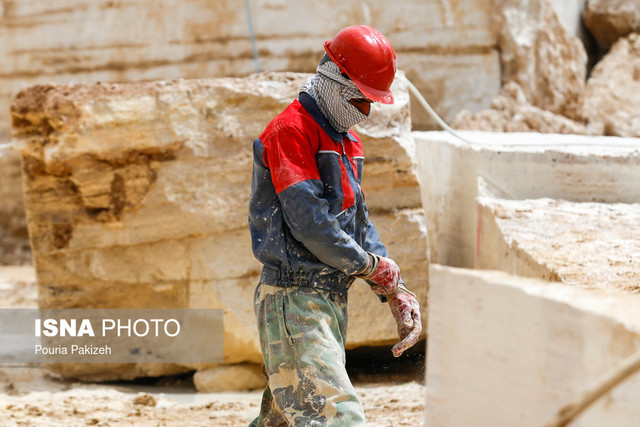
[{"xmin": 454, "ymin": 0, "xmax": 640, "ymax": 137}]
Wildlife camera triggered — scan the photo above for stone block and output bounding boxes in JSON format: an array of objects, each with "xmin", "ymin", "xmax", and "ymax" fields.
[
  {"xmin": 477, "ymin": 196, "xmax": 640, "ymax": 291},
  {"xmin": 426, "ymin": 265, "xmax": 640, "ymax": 426},
  {"xmin": 12, "ymin": 72, "xmax": 428, "ymax": 381},
  {"xmin": 414, "ymin": 130, "xmax": 640, "ymax": 267}
]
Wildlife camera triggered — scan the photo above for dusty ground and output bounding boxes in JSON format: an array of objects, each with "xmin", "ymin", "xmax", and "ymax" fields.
[{"xmin": 0, "ymin": 266, "xmax": 425, "ymax": 426}]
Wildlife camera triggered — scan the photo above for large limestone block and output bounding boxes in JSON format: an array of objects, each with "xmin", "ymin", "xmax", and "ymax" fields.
[
  {"xmin": 427, "ymin": 265, "xmax": 640, "ymax": 426},
  {"xmin": 477, "ymin": 196, "xmax": 640, "ymax": 292},
  {"xmin": 12, "ymin": 72, "xmax": 428, "ymax": 380},
  {"xmin": 583, "ymin": 0, "xmax": 640, "ymax": 46},
  {"xmin": 0, "ymin": 0, "xmax": 500, "ymax": 137},
  {"xmin": 414, "ymin": 130, "xmax": 640, "ymax": 267},
  {"xmin": 583, "ymin": 34, "xmax": 640, "ymax": 138},
  {"xmin": 0, "ymin": 148, "xmax": 30, "ymax": 265},
  {"xmin": 495, "ymin": 0, "xmax": 587, "ymax": 121}
]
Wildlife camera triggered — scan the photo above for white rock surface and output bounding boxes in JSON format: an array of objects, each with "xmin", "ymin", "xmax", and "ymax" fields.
[
  {"xmin": 477, "ymin": 197, "xmax": 640, "ymax": 291},
  {"xmin": 426, "ymin": 265, "xmax": 640, "ymax": 427},
  {"xmin": 414, "ymin": 130, "xmax": 640, "ymax": 267},
  {"xmin": 11, "ymin": 72, "xmax": 428, "ymax": 382}
]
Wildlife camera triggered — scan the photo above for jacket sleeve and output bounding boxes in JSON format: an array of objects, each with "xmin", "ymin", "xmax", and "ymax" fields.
[{"xmin": 263, "ymin": 123, "xmax": 369, "ymax": 275}]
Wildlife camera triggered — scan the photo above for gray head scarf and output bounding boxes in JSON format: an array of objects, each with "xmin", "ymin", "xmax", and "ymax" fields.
[{"xmin": 300, "ymin": 54, "xmax": 369, "ymax": 133}]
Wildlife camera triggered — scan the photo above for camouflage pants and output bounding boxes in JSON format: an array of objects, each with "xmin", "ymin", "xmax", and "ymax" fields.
[{"xmin": 249, "ymin": 283, "xmax": 366, "ymax": 427}]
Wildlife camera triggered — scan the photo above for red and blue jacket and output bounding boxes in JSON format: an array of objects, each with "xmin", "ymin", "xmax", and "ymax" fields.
[{"xmin": 248, "ymin": 92, "xmax": 388, "ymax": 296}]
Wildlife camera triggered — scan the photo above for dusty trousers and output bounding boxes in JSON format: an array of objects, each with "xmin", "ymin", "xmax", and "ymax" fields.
[{"xmin": 250, "ymin": 283, "xmax": 366, "ymax": 427}]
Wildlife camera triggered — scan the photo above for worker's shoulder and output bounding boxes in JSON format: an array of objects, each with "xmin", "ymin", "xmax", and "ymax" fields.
[
  {"xmin": 261, "ymin": 100, "xmax": 317, "ymax": 140},
  {"xmin": 270, "ymin": 99, "xmax": 318, "ymax": 130},
  {"xmin": 347, "ymin": 129, "xmax": 362, "ymax": 144}
]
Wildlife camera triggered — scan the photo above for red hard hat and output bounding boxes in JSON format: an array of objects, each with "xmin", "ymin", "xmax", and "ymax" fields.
[{"xmin": 324, "ymin": 25, "xmax": 397, "ymax": 104}]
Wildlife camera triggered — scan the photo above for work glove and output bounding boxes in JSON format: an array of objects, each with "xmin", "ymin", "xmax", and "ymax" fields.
[
  {"xmin": 388, "ymin": 284, "xmax": 422, "ymax": 357},
  {"xmin": 354, "ymin": 252, "xmax": 400, "ymax": 296}
]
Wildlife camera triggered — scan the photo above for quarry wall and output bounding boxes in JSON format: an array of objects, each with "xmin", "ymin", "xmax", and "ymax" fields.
[{"xmin": 0, "ymin": 0, "xmax": 502, "ymax": 140}]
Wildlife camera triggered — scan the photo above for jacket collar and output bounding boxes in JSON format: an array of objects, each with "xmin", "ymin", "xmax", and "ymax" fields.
[{"xmin": 299, "ymin": 92, "xmax": 358, "ymax": 143}]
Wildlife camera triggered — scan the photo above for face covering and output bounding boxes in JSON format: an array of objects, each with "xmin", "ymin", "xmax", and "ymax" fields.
[{"xmin": 300, "ymin": 55, "xmax": 370, "ymax": 133}]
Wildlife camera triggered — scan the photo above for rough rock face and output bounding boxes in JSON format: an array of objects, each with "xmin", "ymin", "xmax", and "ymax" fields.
[
  {"xmin": 0, "ymin": 149, "xmax": 31, "ymax": 265},
  {"xmin": 453, "ymin": 0, "xmax": 591, "ymax": 133},
  {"xmin": 583, "ymin": 33, "xmax": 640, "ymax": 137},
  {"xmin": 495, "ymin": 0, "xmax": 587, "ymax": 121},
  {"xmin": 451, "ymin": 82, "xmax": 589, "ymax": 134},
  {"xmin": 11, "ymin": 72, "xmax": 429, "ymax": 383},
  {"xmin": 0, "ymin": 0, "xmax": 500, "ymax": 137},
  {"xmin": 477, "ymin": 197, "xmax": 640, "ymax": 292},
  {"xmin": 583, "ymin": 0, "xmax": 640, "ymax": 46}
]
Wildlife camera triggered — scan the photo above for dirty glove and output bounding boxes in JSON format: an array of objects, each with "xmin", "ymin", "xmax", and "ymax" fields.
[
  {"xmin": 354, "ymin": 252, "xmax": 400, "ymax": 296},
  {"xmin": 388, "ymin": 284, "xmax": 422, "ymax": 357}
]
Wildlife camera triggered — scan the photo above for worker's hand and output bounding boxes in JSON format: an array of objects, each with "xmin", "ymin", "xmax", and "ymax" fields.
[
  {"xmin": 355, "ymin": 253, "xmax": 400, "ymax": 295},
  {"xmin": 388, "ymin": 285, "xmax": 422, "ymax": 357}
]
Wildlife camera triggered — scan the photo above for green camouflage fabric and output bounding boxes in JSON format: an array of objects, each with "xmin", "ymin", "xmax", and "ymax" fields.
[{"xmin": 249, "ymin": 283, "xmax": 366, "ymax": 427}]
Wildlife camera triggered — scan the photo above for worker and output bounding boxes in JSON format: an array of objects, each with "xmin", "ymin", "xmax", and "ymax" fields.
[{"xmin": 248, "ymin": 25, "xmax": 422, "ymax": 426}]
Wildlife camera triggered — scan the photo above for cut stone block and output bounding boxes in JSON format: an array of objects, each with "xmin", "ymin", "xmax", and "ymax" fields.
[
  {"xmin": 426, "ymin": 265, "xmax": 640, "ymax": 426},
  {"xmin": 477, "ymin": 196, "xmax": 640, "ymax": 292},
  {"xmin": 414, "ymin": 130, "xmax": 640, "ymax": 268},
  {"xmin": 11, "ymin": 72, "xmax": 428, "ymax": 381}
]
